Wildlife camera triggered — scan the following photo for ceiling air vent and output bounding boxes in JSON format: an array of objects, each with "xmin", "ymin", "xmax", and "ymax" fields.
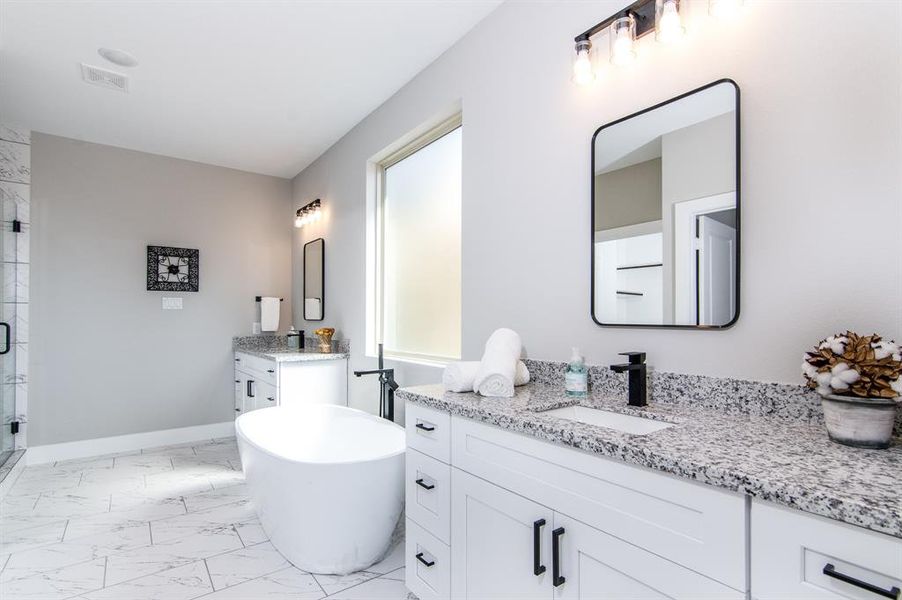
[{"xmin": 80, "ymin": 63, "xmax": 129, "ymax": 93}]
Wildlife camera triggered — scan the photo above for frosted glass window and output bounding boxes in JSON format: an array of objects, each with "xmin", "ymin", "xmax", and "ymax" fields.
[{"xmin": 381, "ymin": 127, "xmax": 461, "ymax": 361}]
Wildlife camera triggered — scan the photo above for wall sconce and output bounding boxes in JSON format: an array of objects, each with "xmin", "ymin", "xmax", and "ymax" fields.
[
  {"xmin": 573, "ymin": 0, "xmax": 706, "ymax": 85},
  {"xmin": 294, "ymin": 198, "xmax": 322, "ymax": 228}
]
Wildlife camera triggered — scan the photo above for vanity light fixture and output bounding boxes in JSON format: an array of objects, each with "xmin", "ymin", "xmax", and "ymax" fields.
[
  {"xmin": 572, "ymin": 39, "xmax": 595, "ymax": 85},
  {"xmin": 610, "ymin": 16, "xmax": 638, "ymax": 65},
  {"xmin": 572, "ymin": 0, "xmax": 689, "ymax": 85},
  {"xmin": 294, "ymin": 198, "xmax": 322, "ymax": 228},
  {"xmin": 655, "ymin": 0, "xmax": 685, "ymax": 43}
]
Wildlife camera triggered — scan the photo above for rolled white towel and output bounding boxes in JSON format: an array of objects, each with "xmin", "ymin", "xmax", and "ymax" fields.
[
  {"xmin": 443, "ymin": 361, "xmax": 530, "ymax": 393},
  {"xmin": 473, "ymin": 328, "xmax": 522, "ymax": 398}
]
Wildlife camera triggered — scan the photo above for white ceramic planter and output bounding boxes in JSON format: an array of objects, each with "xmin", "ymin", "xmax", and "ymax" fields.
[{"xmin": 821, "ymin": 394, "xmax": 899, "ymax": 449}]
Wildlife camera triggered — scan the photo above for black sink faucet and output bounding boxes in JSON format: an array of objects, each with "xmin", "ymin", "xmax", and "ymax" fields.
[
  {"xmin": 610, "ymin": 352, "xmax": 647, "ymax": 407},
  {"xmin": 353, "ymin": 343, "xmax": 399, "ymax": 422}
]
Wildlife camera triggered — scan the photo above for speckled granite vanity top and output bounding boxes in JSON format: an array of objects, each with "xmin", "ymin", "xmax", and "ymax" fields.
[
  {"xmin": 398, "ymin": 369, "xmax": 902, "ymax": 539},
  {"xmin": 233, "ymin": 334, "xmax": 349, "ymax": 362}
]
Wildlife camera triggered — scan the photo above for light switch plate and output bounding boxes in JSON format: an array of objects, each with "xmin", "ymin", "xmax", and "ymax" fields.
[{"xmin": 162, "ymin": 297, "xmax": 183, "ymax": 310}]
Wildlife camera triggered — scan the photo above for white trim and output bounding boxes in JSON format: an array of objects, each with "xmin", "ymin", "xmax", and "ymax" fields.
[
  {"xmin": 595, "ymin": 220, "xmax": 663, "ymax": 243},
  {"xmin": 25, "ymin": 421, "xmax": 235, "ymax": 465},
  {"xmin": 673, "ymin": 192, "xmax": 736, "ymax": 324}
]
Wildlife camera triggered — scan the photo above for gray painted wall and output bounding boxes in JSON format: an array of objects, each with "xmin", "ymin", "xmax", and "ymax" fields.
[
  {"xmin": 30, "ymin": 134, "xmax": 292, "ymax": 445},
  {"xmin": 594, "ymin": 159, "xmax": 662, "ymax": 231},
  {"xmin": 290, "ymin": 0, "xmax": 901, "ymax": 410}
]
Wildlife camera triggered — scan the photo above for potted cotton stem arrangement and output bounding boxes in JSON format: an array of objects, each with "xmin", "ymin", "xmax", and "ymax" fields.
[{"xmin": 802, "ymin": 331, "xmax": 901, "ymax": 449}]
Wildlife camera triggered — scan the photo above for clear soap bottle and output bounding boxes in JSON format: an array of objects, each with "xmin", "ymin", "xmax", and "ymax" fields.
[{"xmin": 565, "ymin": 347, "xmax": 588, "ymax": 397}]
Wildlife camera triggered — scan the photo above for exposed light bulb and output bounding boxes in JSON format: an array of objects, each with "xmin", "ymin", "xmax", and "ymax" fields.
[
  {"xmin": 610, "ymin": 16, "xmax": 636, "ymax": 66},
  {"xmin": 656, "ymin": 0, "xmax": 684, "ymax": 44},
  {"xmin": 294, "ymin": 215, "xmax": 303, "ymax": 228},
  {"xmin": 572, "ymin": 40, "xmax": 595, "ymax": 86},
  {"xmin": 709, "ymin": 0, "xmax": 743, "ymax": 20}
]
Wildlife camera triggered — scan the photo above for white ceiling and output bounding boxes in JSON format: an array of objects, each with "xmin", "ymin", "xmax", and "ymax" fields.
[{"xmin": 0, "ymin": 0, "xmax": 501, "ymax": 178}]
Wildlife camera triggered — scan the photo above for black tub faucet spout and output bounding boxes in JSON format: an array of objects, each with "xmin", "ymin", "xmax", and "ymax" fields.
[{"xmin": 353, "ymin": 343, "xmax": 398, "ymax": 421}]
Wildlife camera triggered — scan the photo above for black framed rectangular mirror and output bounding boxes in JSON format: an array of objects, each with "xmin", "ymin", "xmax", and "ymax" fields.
[
  {"xmin": 591, "ymin": 79, "xmax": 740, "ymax": 329},
  {"xmin": 303, "ymin": 238, "xmax": 324, "ymax": 321}
]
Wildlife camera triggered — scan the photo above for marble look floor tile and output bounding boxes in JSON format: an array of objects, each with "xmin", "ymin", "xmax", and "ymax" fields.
[
  {"xmin": 30, "ymin": 491, "xmax": 112, "ymax": 521},
  {"xmin": 171, "ymin": 455, "xmax": 235, "ymax": 471},
  {"xmin": 183, "ymin": 483, "xmax": 248, "ymax": 514},
  {"xmin": 201, "ymin": 566, "xmax": 324, "ymax": 600},
  {"xmin": 105, "ymin": 528, "xmax": 242, "ymax": 586},
  {"xmin": 140, "ymin": 445, "xmax": 200, "ymax": 460},
  {"xmin": 381, "ymin": 567, "xmax": 405, "ymax": 581},
  {"xmin": 150, "ymin": 500, "xmax": 255, "ymax": 544},
  {"xmin": 0, "ymin": 519, "xmax": 67, "ymax": 554},
  {"xmin": 0, "ymin": 513, "xmax": 66, "ymax": 536},
  {"xmin": 5, "ymin": 471, "xmax": 82, "ymax": 496},
  {"xmin": 312, "ymin": 570, "xmax": 381, "ymax": 595},
  {"xmin": 112, "ymin": 454, "xmax": 176, "ymax": 473},
  {"xmin": 205, "ymin": 541, "xmax": 290, "ymax": 590},
  {"xmin": 367, "ymin": 541, "xmax": 404, "ymax": 575},
  {"xmin": 50, "ymin": 456, "xmax": 115, "ymax": 473},
  {"xmin": 82, "ymin": 559, "xmax": 212, "ymax": 600},
  {"xmin": 233, "ymin": 519, "xmax": 267, "ymax": 547},
  {"xmin": 1, "ymin": 522, "xmax": 150, "ymax": 582},
  {"xmin": 328, "ymin": 575, "xmax": 410, "ymax": 600},
  {"xmin": 0, "ymin": 557, "xmax": 105, "ymax": 600},
  {"xmin": 144, "ymin": 467, "xmax": 226, "ymax": 497}
]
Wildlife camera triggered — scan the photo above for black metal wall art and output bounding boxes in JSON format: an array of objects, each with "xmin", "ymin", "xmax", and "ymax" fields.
[{"xmin": 146, "ymin": 246, "xmax": 199, "ymax": 292}]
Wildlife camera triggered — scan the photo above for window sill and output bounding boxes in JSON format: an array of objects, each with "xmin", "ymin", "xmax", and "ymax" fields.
[{"xmin": 363, "ymin": 352, "xmax": 454, "ymax": 369}]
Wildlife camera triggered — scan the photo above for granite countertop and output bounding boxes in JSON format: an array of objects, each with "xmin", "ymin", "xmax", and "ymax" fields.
[
  {"xmin": 236, "ymin": 346, "xmax": 349, "ymax": 362},
  {"xmin": 398, "ymin": 381, "xmax": 902, "ymax": 539}
]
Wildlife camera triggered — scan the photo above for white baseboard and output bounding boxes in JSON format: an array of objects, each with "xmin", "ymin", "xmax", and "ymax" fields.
[{"xmin": 26, "ymin": 421, "xmax": 236, "ymax": 465}]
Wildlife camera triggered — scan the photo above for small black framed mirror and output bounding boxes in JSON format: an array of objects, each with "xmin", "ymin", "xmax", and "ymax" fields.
[
  {"xmin": 591, "ymin": 79, "xmax": 740, "ymax": 329},
  {"xmin": 303, "ymin": 238, "xmax": 324, "ymax": 321}
]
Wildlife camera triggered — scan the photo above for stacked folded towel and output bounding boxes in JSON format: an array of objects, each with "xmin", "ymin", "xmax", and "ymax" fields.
[{"xmin": 443, "ymin": 328, "xmax": 527, "ymax": 398}]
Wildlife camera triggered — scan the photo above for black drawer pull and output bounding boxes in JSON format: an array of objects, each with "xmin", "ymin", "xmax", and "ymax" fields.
[
  {"xmin": 235, "ymin": 380, "xmax": 240, "ymax": 383},
  {"xmin": 823, "ymin": 564, "xmax": 900, "ymax": 599},
  {"xmin": 415, "ymin": 552, "xmax": 435, "ymax": 567},
  {"xmin": 533, "ymin": 519, "xmax": 546, "ymax": 576},
  {"xmin": 552, "ymin": 527, "xmax": 565, "ymax": 587},
  {"xmin": 246, "ymin": 380, "xmax": 255, "ymax": 398},
  {"xmin": 415, "ymin": 422, "xmax": 435, "ymax": 432},
  {"xmin": 235, "ymin": 408, "xmax": 241, "ymax": 412},
  {"xmin": 235, "ymin": 358, "xmax": 241, "ymax": 362},
  {"xmin": 267, "ymin": 397, "xmax": 275, "ymax": 402},
  {"xmin": 267, "ymin": 369, "xmax": 274, "ymax": 373},
  {"xmin": 415, "ymin": 478, "xmax": 435, "ymax": 490}
]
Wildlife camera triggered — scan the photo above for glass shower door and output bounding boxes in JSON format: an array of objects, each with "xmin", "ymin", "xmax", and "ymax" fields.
[{"xmin": 0, "ymin": 234, "xmax": 11, "ymax": 466}]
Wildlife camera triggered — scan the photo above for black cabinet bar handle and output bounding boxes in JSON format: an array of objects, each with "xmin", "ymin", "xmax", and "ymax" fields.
[
  {"xmin": 267, "ymin": 397, "xmax": 275, "ymax": 402},
  {"xmin": 415, "ymin": 552, "xmax": 435, "ymax": 567},
  {"xmin": 267, "ymin": 369, "xmax": 274, "ymax": 373},
  {"xmin": 552, "ymin": 527, "xmax": 565, "ymax": 587},
  {"xmin": 415, "ymin": 478, "xmax": 435, "ymax": 490},
  {"xmin": 823, "ymin": 564, "xmax": 900, "ymax": 599},
  {"xmin": 415, "ymin": 422, "xmax": 435, "ymax": 432},
  {"xmin": 247, "ymin": 380, "xmax": 255, "ymax": 398},
  {"xmin": 533, "ymin": 519, "xmax": 546, "ymax": 576}
]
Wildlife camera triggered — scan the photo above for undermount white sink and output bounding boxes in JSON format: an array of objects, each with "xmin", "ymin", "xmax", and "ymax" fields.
[{"xmin": 542, "ymin": 405, "xmax": 673, "ymax": 436}]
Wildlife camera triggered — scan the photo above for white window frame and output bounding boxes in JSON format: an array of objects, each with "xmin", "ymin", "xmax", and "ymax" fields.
[{"xmin": 365, "ymin": 113, "xmax": 463, "ymax": 365}]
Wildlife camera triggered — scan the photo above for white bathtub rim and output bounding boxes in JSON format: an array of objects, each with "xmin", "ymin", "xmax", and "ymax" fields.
[{"xmin": 235, "ymin": 404, "xmax": 405, "ymax": 466}]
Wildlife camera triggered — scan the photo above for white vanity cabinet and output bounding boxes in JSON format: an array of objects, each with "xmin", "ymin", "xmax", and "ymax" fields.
[
  {"xmin": 751, "ymin": 501, "xmax": 902, "ymax": 600},
  {"xmin": 404, "ymin": 403, "xmax": 746, "ymax": 599},
  {"xmin": 233, "ymin": 352, "xmax": 347, "ymax": 415}
]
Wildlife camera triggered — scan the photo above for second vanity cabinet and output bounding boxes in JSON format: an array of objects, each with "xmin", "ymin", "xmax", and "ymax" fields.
[
  {"xmin": 233, "ymin": 351, "xmax": 347, "ymax": 414},
  {"xmin": 405, "ymin": 401, "xmax": 902, "ymax": 600}
]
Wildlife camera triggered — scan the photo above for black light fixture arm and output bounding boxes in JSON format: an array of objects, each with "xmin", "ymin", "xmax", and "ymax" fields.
[
  {"xmin": 574, "ymin": 0, "xmax": 659, "ymax": 43},
  {"xmin": 295, "ymin": 198, "xmax": 321, "ymax": 217}
]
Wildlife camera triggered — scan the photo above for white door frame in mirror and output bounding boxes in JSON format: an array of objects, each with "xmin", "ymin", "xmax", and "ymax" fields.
[{"xmin": 673, "ymin": 192, "xmax": 736, "ymax": 325}]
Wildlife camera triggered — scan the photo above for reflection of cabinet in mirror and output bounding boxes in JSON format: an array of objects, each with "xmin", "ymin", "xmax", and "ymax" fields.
[{"xmin": 591, "ymin": 79, "xmax": 740, "ymax": 329}]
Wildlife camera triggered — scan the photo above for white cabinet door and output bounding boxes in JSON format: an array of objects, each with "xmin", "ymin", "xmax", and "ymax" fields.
[
  {"xmin": 451, "ymin": 468, "xmax": 553, "ymax": 599},
  {"xmin": 553, "ymin": 513, "xmax": 744, "ymax": 600},
  {"xmin": 236, "ymin": 371, "xmax": 254, "ymax": 414}
]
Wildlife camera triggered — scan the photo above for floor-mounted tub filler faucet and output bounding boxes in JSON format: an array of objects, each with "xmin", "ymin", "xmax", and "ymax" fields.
[
  {"xmin": 353, "ymin": 343, "xmax": 399, "ymax": 421},
  {"xmin": 610, "ymin": 352, "xmax": 647, "ymax": 407}
]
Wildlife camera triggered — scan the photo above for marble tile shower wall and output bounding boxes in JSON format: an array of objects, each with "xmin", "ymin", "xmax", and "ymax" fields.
[{"xmin": 0, "ymin": 124, "xmax": 30, "ymax": 450}]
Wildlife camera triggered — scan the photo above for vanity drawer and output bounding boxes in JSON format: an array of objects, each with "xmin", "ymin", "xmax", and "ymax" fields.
[
  {"xmin": 234, "ymin": 352, "xmax": 278, "ymax": 385},
  {"xmin": 751, "ymin": 500, "xmax": 902, "ymax": 599},
  {"xmin": 451, "ymin": 415, "xmax": 747, "ymax": 591},
  {"xmin": 406, "ymin": 403, "xmax": 451, "ymax": 463},
  {"xmin": 406, "ymin": 448, "xmax": 451, "ymax": 543},
  {"xmin": 250, "ymin": 379, "xmax": 278, "ymax": 410},
  {"xmin": 406, "ymin": 517, "xmax": 451, "ymax": 600}
]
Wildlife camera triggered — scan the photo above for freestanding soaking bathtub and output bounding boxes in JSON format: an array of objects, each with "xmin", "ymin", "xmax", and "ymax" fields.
[{"xmin": 235, "ymin": 404, "xmax": 405, "ymax": 574}]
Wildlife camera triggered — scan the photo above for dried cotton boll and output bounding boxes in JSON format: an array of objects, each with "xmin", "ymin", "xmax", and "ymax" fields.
[
  {"xmin": 801, "ymin": 359, "xmax": 818, "ymax": 380},
  {"xmin": 829, "ymin": 362, "xmax": 860, "ymax": 391},
  {"xmin": 820, "ymin": 335, "xmax": 848, "ymax": 356},
  {"xmin": 872, "ymin": 340, "xmax": 901, "ymax": 361},
  {"xmin": 892, "ymin": 377, "xmax": 902, "ymax": 396}
]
